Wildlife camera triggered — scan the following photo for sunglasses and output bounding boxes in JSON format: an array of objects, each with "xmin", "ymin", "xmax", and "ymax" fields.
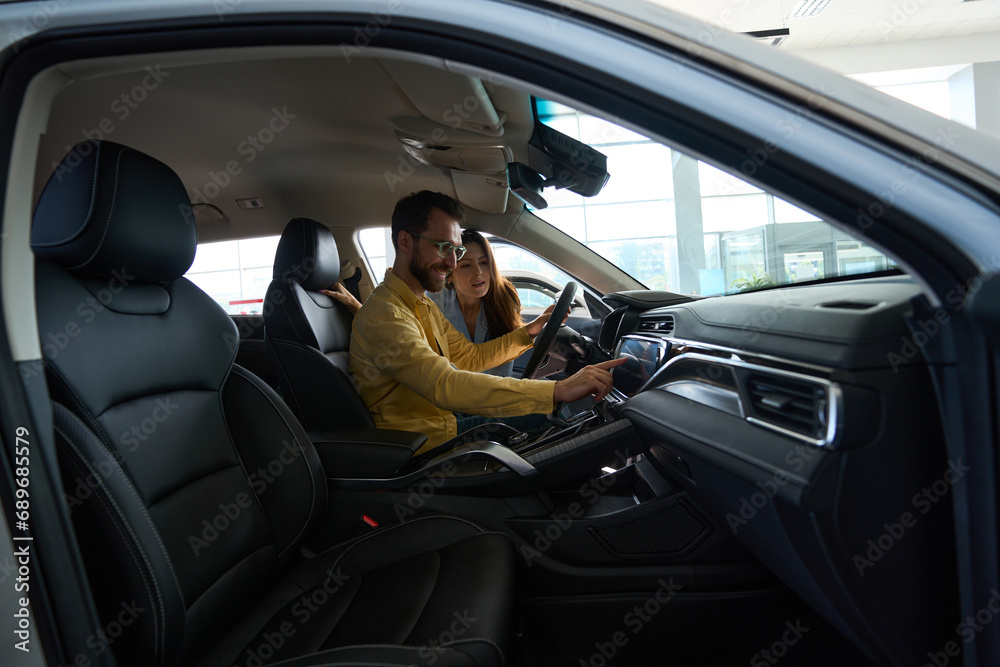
[{"xmin": 408, "ymin": 231, "xmax": 467, "ymax": 260}]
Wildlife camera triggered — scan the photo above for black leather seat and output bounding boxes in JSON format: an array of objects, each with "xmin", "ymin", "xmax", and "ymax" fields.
[
  {"xmin": 264, "ymin": 218, "xmax": 373, "ymax": 431},
  {"xmin": 32, "ymin": 140, "xmax": 514, "ymax": 666}
]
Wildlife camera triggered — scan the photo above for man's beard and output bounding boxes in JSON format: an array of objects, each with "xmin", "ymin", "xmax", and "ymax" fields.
[{"xmin": 410, "ymin": 253, "xmax": 450, "ymax": 292}]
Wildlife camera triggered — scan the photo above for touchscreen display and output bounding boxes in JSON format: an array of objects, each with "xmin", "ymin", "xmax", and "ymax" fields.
[{"xmin": 613, "ymin": 336, "xmax": 668, "ymax": 398}]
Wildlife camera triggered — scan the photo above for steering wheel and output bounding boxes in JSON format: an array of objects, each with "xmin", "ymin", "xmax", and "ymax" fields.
[{"xmin": 521, "ymin": 281, "xmax": 578, "ymax": 379}]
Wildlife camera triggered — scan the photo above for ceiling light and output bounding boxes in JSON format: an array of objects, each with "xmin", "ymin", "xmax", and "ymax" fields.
[
  {"xmin": 745, "ymin": 28, "xmax": 790, "ymax": 47},
  {"xmin": 787, "ymin": 0, "xmax": 831, "ymax": 19}
]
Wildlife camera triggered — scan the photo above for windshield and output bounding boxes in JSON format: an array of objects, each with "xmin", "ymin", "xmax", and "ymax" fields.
[{"xmin": 530, "ymin": 99, "xmax": 897, "ymax": 296}]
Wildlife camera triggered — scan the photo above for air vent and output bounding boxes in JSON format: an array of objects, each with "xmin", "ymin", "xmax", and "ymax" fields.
[
  {"xmin": 818, "ymin": 300, "xmax": 879, "ymax": 310},
  {"xmin": 638, "ymin": 315, "xmax": 674, "ymax": 335},
  {"xmin": 745, "ymin": 373, "xmax": 828, "ymax": 441}
]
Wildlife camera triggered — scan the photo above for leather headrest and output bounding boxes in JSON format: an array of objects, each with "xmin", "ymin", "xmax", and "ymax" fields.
[
  {"xmin": 272, "ymin": 218, "xmax": 340, "ymax": 291},
  {"xmin": 31, "ymin": 141, "xmax": 196, "ymax": 282}
]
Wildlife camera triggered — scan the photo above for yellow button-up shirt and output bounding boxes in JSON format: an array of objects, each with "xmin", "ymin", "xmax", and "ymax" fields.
[{"xmin": 350, "ymin": 269, "xmax": 555, "ymax": 452}]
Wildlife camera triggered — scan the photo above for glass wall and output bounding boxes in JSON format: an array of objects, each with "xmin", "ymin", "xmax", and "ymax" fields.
[
  {"xmin": 184, "ymin": 235, "xmax": 280, "ymax": 314},
  {"xmin": 532, "ymin": 100, "xmax": 892, "ymax": 296}
]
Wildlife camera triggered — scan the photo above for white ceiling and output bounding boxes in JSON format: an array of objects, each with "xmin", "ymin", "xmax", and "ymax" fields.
[{"xmin": 654, "ymin": 0, "xmax": 1000, "ymax": 56}]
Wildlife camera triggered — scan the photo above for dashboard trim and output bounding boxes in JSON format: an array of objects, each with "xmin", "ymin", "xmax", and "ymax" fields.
[
  {"xmin": 659, "ymin": 334, "xmax": 837, "ymax": 375},
  {"xmin": 648, "ymin": 351, "xmax": 842, "ymax": 448}
]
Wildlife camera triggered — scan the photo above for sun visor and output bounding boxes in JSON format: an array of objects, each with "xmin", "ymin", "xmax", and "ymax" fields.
[
  {"xmin": 451, "ymin": 171, "xmax": 510, "ymax": 214},
  {"xmin": 381, "ymin": 58, "xmax": 506, "ymax": 137}
]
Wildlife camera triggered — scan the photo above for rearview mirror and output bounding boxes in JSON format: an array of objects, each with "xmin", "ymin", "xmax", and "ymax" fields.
[{"xmin": 506, "ymin": 162, "xmax": 548, "ymax": 209}]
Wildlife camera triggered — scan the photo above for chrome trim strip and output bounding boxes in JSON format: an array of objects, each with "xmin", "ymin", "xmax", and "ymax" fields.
[
  {"xmin": 649, "ymin": 351, "xmax": 841, "ymax": 447},
  {"xmin": 664, "ymin": 335, "xmax": 835, "ymax": 375}
]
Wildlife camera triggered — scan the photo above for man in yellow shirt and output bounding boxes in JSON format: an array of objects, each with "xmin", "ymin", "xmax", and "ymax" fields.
[{"xmin": 350, "ymin": 190, "xmax": 624, "ymax": 454}]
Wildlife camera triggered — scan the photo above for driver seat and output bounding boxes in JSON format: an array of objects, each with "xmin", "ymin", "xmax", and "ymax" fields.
[{"xmin": 263, "ymin": 218, "xmax": 519, "ymax": 449}]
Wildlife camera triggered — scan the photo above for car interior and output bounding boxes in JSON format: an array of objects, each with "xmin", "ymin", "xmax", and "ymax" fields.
[{"xmin": 1, "ymin": 6, "xmax": 992, "ymax": 667}]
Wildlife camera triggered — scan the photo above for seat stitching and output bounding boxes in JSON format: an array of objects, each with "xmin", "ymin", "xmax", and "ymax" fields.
[
  {"xmin": 280, "ymin": 285, "xmax": 308, "ymax": 343},
  {"xmin": 62, "ymin": 446, "xmax": 162, "ymax": 662},
  {"xmin": 33, "ymin": 142, "xmax": 103, "ymax": 247},
  {"xmin": 260, "ymin": 643, "xmax": 487, "ymax": 667},
  {"xmin": 58, "ymin": 430, "xmax": 166, "ymax": 664},
  {"xmin": 217, "ymin": 362, "xmax": 272, "ymax": 521},
  {"xmin": 51, "ymin": 400, "xmax": 187, "ymax": 610},
  {"xmin": 449, "ymin": 637, "xmax": 505, "ymax": 667},
  {"xmin": 231, "ymin": 365, "xmax": 318, "ymax": 557},
  {"xmin": 329, "ymin": 515, "xmax": 499, "ymax": 574},
  {"xmin": 400, "ymin": 550, "xmax": 441, "ymax": 643},
  {"xmin": 58, "ymin": 423, "xmax": 187, "ymax": 609},
  {"xmin": 70, "ymin": 148, "xmax": 125, "ymax": 271},
  {"xmin": 270, "ymin": 340, "xmax": 372, "ymax": 422},
  {"xmin": 47, "ymin": 370, "xmax": 111, "ymax": 451},
  {"xmin": 310, "ymin": 514, "xmax": 489, "ymax": 562}
]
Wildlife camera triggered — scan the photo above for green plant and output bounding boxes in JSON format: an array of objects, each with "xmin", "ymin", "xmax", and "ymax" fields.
[{"xmin": 731, "ymin": 273, "xmax": 777, "ymax": 293}]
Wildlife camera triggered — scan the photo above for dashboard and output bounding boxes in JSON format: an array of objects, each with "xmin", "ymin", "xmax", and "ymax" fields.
[
  {"xmin": 602, "ymin": 273, "xmax": 958, "ymax": 666},
  {"xmin": 326, "ymin": 272, "xmax": 956, "ymax": 665}
]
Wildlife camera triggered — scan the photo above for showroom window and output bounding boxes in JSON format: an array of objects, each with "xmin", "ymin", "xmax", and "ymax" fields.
[
  {"xmin": 184, "ymin": 235, "xmax": 280, "ymax": 314},
  {"xmin": 531, "ymin": 100, "xmax": 893, "ymax": 296}
]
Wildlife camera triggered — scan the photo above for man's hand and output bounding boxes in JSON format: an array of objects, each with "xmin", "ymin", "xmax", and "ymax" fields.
[
  {"xmin": 526, "ymin": 303, "xmax": 570, "ymax": 338},
  {"xmin": 552, "ymin": 357, "xmax": 627, "ymax": 403},
  {"xmin": 320, "ymin": 282, "xmax": 363, "ymax": 314}
]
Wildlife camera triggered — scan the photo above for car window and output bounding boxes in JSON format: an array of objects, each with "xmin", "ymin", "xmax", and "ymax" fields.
[
  {"xmin": 517, "ymin": 286, "xmax": 554, "ymax": 309},
  {"xmin": 184, "ymin": 235, "xmax": 280, "ymax": 314},
  {"xmin": 358, "ymin": 227, "xmax": 393, "ymax": 278},
  {"xmin": 530, "ymin": 99, "xmax": 898, "ymax": 296}
]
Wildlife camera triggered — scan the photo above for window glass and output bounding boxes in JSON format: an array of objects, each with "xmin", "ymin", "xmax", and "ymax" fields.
[
  {"xmin": 531, "ymin": 99, "xmax": 897, "ymax": 295},
  {"xmin": 490, "ymin": 242, "xmax": 574, "ymax": 288},
  {"xmin": 359, "ymin": 227, "xmax": 392, "ymax": 277},
  {"xmin": 517, "ymin": 287, "xmax": 555, "ymax": 310},
  {"xmin": 184, "ymin": 235, "xmax": 280, "ymax": 314}
]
